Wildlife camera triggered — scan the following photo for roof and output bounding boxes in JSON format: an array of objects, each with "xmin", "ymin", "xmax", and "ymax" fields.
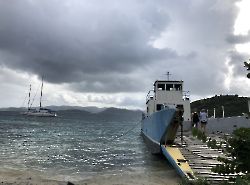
[{"xmin": 154, "ymin": 80, "xmax": 183, "ymax": 86}]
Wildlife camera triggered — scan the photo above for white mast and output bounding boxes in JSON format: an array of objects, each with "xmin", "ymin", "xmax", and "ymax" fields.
[
  {"xmin": 39, "ymin": 77, "xmax": 44, "ymax": 109},
  {"xmin": 27, "ymin": 84, "xmax": 31, "ymax": 110}
]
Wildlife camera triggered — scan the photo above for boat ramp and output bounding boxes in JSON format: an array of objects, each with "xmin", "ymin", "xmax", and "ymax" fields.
[{"xmin": 164, "ymin": 131, "xmax": 239, "ymax": 184}]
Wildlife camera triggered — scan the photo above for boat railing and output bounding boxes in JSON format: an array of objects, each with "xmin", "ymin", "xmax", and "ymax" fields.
[
  {"xmin": 183, "ymin": 91, "xmax": 190, "ymax": 100},
  {"xmin": 146, "ymin": 90, "xmax": 154, "ymax": 103}
]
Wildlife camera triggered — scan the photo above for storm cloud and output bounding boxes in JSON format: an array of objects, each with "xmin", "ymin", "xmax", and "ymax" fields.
[
  {"xmin": 0, "ymin": 0, "xmax": 178, "ymax": 91},
  {"xmin": 0, "ymin": 0, "xmax": 250, "ymax": 108}
]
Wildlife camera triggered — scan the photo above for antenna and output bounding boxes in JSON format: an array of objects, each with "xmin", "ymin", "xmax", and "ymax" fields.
[{"xmin": 165, "ymin": 72, "xmax": 171, "ymax": 81}]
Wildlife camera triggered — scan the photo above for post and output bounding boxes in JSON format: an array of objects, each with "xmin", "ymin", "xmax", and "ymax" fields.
[
  {"xmin": 181, "ymin": 122, "xmax": 183, "ymax": 145},
  {"xmin": 213, "ymin": 108, "xmax": 216, "ymax": 118},
  {"xmin": 222, "ymin": 106, "xmax": 224, "ymax": 118}
]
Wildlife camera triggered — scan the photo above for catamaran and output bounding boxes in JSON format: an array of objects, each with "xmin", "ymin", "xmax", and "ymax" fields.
[{"xmin": 23, "ymin": 78, "xmax": 57, "ymax": 117}]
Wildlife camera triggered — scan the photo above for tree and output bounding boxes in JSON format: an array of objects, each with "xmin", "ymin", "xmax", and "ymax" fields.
[
  {"xmin": 212, "ymin": 128, "xmax": 250, "ymax": 183},
  {"xmin": 244, "ymin": 59, "xmax": 250, "ymax": 78},
  {"xmin": 228, "ymin": 128, "xmax": 250, "ymax": 172}
]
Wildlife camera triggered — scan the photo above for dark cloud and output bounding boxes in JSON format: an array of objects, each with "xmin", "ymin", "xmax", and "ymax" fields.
[
  {"xmin": 0, "ymin": 0, "xmax": 249, "ymax": 104},
  {"xmin": 0, "ymin": 0, "xmax": 176, "ymax": 88}
]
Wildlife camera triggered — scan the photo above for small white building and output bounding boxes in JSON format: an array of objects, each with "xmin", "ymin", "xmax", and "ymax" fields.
[{"xmin": 146, "ymin": 80, "xmax": 191, "ymax": 121}]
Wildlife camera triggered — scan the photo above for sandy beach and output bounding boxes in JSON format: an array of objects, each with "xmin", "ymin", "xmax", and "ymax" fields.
[{"xmin": 0, "ymin": 168, "xmax": 180, "ymax": 185}]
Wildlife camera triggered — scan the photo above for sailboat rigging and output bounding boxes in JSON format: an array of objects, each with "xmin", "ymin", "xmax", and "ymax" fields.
[{"xmin": 22, "ymin": 77, "xmax": 57, "ymax": 117}]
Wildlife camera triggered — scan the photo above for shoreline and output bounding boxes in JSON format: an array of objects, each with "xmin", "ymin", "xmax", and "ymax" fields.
[{"xmin": 0, "ymin": 167, "xmax": 181, "ymax": 185}]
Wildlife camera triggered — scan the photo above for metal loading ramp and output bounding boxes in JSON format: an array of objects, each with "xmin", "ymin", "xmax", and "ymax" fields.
[{"xmin": 161, "ymin": 145, "xmax": 196, "ymax": 180}]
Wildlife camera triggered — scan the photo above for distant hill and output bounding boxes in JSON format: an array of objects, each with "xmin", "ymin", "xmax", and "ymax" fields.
[
  {"xmin": 57, "ymin": 108, "xmax": 142, "ymax": 122},
  {"xmin": 56, "ymin": 109, "xmax": 94, "ymax": 120},
  {"xmin": 0, "ymin": 107, "xmax": 26, "ymax": 111},
  {"xmin": 0, "ymin": 106, "xmax": 106, "ymax": 113},
  {"xmin": 45, "ymin": 105, "xmax": 106, "ymax": 113},
  {"xmin": 191, "ymin": 95, "xmax": 249, "ymax": 118},
  {"xmin": 0, "ymin": 106, "xmax": 142, "ymax": 122},
  {"xmin": 97, "ymin": 107, "xmax": 142, "ymax": 122}
]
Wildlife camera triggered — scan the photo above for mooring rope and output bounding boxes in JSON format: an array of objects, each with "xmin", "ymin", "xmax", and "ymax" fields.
[{"xmin": 109, "ymin": 121, "xmax": 141, "ymax": 142}]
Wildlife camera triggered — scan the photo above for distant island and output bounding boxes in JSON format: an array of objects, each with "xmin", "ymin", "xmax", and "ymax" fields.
[
  {"xmin": 191, "ymin": 94, "xmax": 249, "ymax": 118},
  {"xmin": 0, "ymin": 106, "xmax": 143, "ymax": 122},
  {"xmin": 0, "ymin": 105, "xmax": 107, "ymax": 113}
]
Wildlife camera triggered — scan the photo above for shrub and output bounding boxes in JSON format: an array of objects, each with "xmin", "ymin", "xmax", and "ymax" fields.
[{"xmin": 179, "ymin": 177, "xmax": 209, "ymax": 185}]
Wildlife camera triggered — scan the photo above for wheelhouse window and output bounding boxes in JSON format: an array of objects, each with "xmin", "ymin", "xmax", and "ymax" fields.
[
  {"xmin": 157, "ymin": 83, "xmax": 165, "ymax": 90},
  {"xmin": 166, "ymin": 84, "xmax": 173, "ymax": 91},
  {"xmin": 175, "ymin": 84, "xmax": 182, "ymax": 91}
]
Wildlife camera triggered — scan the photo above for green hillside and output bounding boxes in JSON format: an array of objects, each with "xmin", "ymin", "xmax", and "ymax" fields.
[{"xmin": 191, "ymin": 95, "xmax": 249, "ymax": 118}]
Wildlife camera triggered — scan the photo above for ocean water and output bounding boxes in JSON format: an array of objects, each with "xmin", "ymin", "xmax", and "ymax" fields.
[{"xmin": 0, "ymin": 111, "xmax": 173, "ymax": 181}]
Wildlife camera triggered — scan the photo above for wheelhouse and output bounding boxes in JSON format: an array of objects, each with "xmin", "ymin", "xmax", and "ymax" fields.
[{"xmin": 146, "ymin": 80, "xmax": 191, "ymax": 121}]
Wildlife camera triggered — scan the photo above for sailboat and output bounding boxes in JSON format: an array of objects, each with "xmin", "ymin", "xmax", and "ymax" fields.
[{"xmin": 23, "ymin": 77, "xmax": 57, "ymax": 117}]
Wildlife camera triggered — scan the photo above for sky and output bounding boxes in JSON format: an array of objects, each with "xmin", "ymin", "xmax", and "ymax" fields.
[{"xmin": 0, "ymin": 0, "xmax": 250, "ymax": 109}]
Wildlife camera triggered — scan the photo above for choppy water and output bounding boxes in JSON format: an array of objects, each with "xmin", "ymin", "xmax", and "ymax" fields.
[{"xmin": 0, "ymin": 111, "xmax": 173, "ymax": 181}]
